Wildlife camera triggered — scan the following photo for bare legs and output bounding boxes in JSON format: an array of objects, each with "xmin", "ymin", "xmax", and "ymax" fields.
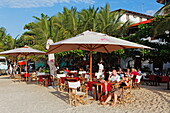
[
  {"xmin": 101, "ymin": 93, "xmax": 117, "ymax": 107},
  {"xmin": 110, "ymin": 93, "xmax": 117, "ymax": 107},
  {"xmin": 101, "ymin": 94, "xmax": 112, "ymax": 105}
]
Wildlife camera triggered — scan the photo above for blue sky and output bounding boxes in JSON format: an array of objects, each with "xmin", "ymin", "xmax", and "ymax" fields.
[{"xmin": 0, "ymin": 0, "xmax": 163, "ymax": 38}]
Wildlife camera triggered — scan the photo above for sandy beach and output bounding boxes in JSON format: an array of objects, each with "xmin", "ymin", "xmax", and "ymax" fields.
[{"xmin": 0, "ymin": 75, "xmax": 169, "ymax": 113}]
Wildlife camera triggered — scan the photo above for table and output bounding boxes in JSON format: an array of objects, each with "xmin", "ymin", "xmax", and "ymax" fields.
[
  {"xmin": 38, "ymin": 75, "xmax": 52, "ymax": 87},
  {"xmin": 20, "ymin": 73, "xmax": 31, "ymax": 81},
  {"xmin": 160, "ymin": 76, "xmax": 170, "ymax": 90},
  {"xmin": 60, "ymin": 77, "xmax": 79, "ymax": 84},
  {"xmin": 87, "ymin": 81, "xmax": 114, "ymax": 100}
]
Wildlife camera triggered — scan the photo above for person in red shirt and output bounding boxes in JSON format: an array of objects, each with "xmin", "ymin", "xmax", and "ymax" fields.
[
  {"xmin": 131, "ymin": 68, "xmax": 140, "ymax": 87},
  {"xmin": 131, "ymin": 68, "xmax": 140, "ymax": 78}
]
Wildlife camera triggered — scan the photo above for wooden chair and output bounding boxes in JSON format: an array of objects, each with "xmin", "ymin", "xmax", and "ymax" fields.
[
  {"xmin": 95, "ymin": 72, "xmax": 103, "ymax": 79},
  {"xmin": 56, "ymin": 74, "xmax": 67, "ymax": 91},
  {"xmin": 148, "ymin": 75, "xmax": 155, "ymax": 86},
  {"xmin": 68, "ymin": 81, "xmax": 88, "ymax": 107},
  {"xmin": 118, "ymin": 85, "xmax": 132, "ymax": 105},
  {"xmin": 13, "ymin": 74, "xmax": 22, "ymax": 82},
  {"xmin": 30, "ymin": 72, "xmax": 38, "ymax": 83},
  {"xmin": 114, "ymin": 79, "xmax": 132, "ymax": 105},
  {"xmin": 133, "ymin": 75, "xmax": 142, "ymax": 89}
]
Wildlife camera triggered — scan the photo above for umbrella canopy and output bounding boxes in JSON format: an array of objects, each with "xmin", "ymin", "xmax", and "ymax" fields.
[
  {"xmin": 0, "ymin": 45, "xmax": 45, "ymax": 81},
  {"xmin": 47, "ymin": 30, "xmax": 151, "ymax": 80},
  {"xmin": 0, "ymin": 45, "xmax": 45, "ymax": 57}
]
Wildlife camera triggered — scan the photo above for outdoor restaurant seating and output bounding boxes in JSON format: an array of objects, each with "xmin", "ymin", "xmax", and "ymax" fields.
[
  {"xmin": 13, "ymin": 74, "xmax": 22, "ymax": 82},
  {"xmin": 95, "ymin": 72, "xmax": 103, "ymax": 79},
  {"xmin": 87, "ymin": 81, "xmax": 114, "ymax": 101},
  {"xmin": 148, "ymin": 75, "xmax": 155, "ymax": 86},
  {"xmin": 56, "ymin": 74, "xmax": 67, "ymax": 91},
  {"xmin": 119, "ymin": 85, "xmax": 132, "ymax": 105},
  {"xmin": 37, "ymin": 74, "xmax": 52, "ymax": 87},
  {"xmin": 133, "ymin": 75, "xmax": 142, "ymax": 89},
  {"xmin": 68, "ymin": 81, "xmax": 88, "ymax": 106},
  {"xmin": 58, "ymin": 76, "xmax": 80, "ymax": 92},
  {"xmin": 160, "ymin": 76, "xmax": 170, "ymax": 90},
  {"xmin": 30, "ymin": 72, "xmax": 38, "ymax": 82}
]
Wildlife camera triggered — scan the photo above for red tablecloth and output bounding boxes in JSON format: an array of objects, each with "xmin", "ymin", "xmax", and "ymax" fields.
[
  {"xmin": 160, "ymin": 76, "xmax": 170, "ymax": 82},
  {"xmin": 149, "ymin": 75, "xmax": 155, "ymax": 81},
  {"xmin": 60, "ymin": 77, "xmax": 79, "ymax": 84},
  {"xmin": 87, "ymin": 81, "xmax": 99, "ymax": 91},
  {"xmin": 101, "ymin": 83, "xmax": 112, "ymax": 92},
  {"xmin": 38, "ymin": 75, "xmax": 51, "ymax": 82},
  {"xmin": 23, "ymin": 73, "xmax": 30, "ymax": 77}
]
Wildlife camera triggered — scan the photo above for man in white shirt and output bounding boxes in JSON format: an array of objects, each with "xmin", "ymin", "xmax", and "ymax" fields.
[{"xmin": 108, "ymin": 69, "xmax": 120, "ymax": 82}]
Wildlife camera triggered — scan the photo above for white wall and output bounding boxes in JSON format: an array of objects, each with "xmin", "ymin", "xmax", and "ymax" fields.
[
  {"xmin": 120, "ymin": 57, "xmax": 134, "ymax": 69},
  {"xmin": 120, "ymin": 14, "xmax": 147, "ymax": 23}
]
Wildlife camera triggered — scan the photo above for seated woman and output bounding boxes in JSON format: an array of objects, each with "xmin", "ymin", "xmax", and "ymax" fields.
[
  {"xmin": 125, "ymin": 68, "xmax": 131, "ymax": 77},
  {"xmin": 101, "ymin": 75, "xmax": 131, "ymax": 107},
  {"xmin": 63, "ymin": 67, "xmax": 70, "ymax": 74}
]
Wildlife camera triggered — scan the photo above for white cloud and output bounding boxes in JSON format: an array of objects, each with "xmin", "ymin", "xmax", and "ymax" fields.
[
  {"xmin": 0, "ymin": 0, "xmax": 95, "ymax": 8},
  {"xmin": 146, "ymin": 10, "xmax": 155, "ymax": 16}
]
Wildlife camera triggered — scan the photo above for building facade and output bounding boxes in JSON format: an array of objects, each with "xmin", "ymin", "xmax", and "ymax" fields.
[
  {"xmin": 113, "ymin": 9, "xmax": 153, "ymax": 24},
  {"xmin": 120, "ymin": 1, "xmax": 170, "ymax": 74}
]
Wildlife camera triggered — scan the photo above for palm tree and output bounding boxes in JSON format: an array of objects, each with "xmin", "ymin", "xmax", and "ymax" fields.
[
  {"xmin": 153, "ymin": 15, "xmax": 170, "ymax": 38},
  {"xmin": 78, "ymin": 6, "xmax": 99, "ymax": 32},
  {"xmin": 0, "ymin": 27, "xmax": 14, "ymax": 51},
  {"xmin": 96, "ymin": 4, "xmax": 129, "ymax": 36}
]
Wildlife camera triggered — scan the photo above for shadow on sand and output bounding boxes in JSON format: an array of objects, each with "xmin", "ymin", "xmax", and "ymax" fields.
[{"xmin": 50, "ymin": 90, "xmax": 69, "ymax": 104}]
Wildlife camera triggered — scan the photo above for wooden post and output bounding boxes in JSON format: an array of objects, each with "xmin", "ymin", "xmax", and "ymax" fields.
[{"xmin": 90, "ymin": 50, "xmax": 92, "ymax": 81}]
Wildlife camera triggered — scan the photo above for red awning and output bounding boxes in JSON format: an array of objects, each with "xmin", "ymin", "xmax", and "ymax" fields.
[
  {"xmin": 130, "ymin": 18, "xmax": 154, "ymax": 27},
  {"xmin": 18, "ymin": 61, "xmax": 27, "ymax": 65}
]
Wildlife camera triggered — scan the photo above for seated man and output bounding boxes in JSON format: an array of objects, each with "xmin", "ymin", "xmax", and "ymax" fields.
[
  {"xmin": 108, "ymin": 69, "xmax": 120, "ymax": 83},
  {"xmin": 98, "ymin": 69, "xmax": 120, "ymax": 101},
  {"xmin": 101, "ymin": 75, "xmax": 131, "ymax": 107}
]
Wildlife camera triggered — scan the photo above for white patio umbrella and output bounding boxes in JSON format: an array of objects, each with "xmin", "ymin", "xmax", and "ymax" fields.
[
  {"xmin": 0, "ymin": 45, "xmax": 45, "ymax": 81},
  {"xmin": 0, "ymin": 45, "xmax": 45, "ymax": 57},
  {"xmin": 47, "ymin": 30, "xmax": 151, "ymax": 80}
]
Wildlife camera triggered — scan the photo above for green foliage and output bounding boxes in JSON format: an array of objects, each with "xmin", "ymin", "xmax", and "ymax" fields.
[
  {"xmin": 19, "ymin": 4, "xmax": 130, "ymax": 58},
  {"xmin": 0, "ymin": 27, "xmax": 14, "ymax": 51},
  {"xmin": 125, "ymin": 14, "xmax": 170, "ymax": 63}
]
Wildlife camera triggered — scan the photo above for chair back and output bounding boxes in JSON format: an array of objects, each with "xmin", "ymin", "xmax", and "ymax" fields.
[
  {"xmin": 68, "ymin": 81, "xmax": 81, "ymax": 89},
  {"xmin": 37, "ymin": 72, "xmax": 45, "ymax": 76},
  {"xmin": 95, "ymin": 72, "xmax": 103, "ymax": 79},
  {"xmin": 70, "ymin": 70, "xmax": 77, "ymax": 73},
  {"xmin": 78, "ymin": 71, "xmax": 86, "ymax": 75},
  {"xmin": 57, "ymin": 74, "xmax": 66, "ymax": 78},
  {"xmin": 136, "ymin": 75, "xmax": 142, "ymax": 83}
]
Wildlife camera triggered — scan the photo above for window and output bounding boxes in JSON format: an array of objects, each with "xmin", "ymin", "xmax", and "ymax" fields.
[
  {"xmin": 140, "ymin": 17, "xmax": 142, "ymax": 22},
  {"xmin": 126, "ymin": 14, "xmax": 129, "ymax": 20}
]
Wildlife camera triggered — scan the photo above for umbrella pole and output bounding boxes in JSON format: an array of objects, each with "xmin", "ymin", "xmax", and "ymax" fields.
[
  {"xmin": 90, "ymin": 51, "xmax": 92, "ymax": 81},
  {"xmin": 25, "ymin": 56, "xmax": 28, "ymax": 82}
]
